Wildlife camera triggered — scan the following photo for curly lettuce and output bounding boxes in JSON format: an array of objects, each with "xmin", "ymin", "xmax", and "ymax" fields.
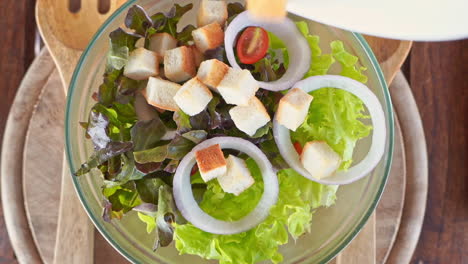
[
  {"xmin": 174, "ymin": 165, "xmax": 337, "ymax": 264},
  {"xmin": 291, "ymin": 22, "xmax": 372, "ymax": 170}
]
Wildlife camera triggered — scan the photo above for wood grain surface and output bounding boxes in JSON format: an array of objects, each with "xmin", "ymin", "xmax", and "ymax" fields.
[
  {"xmin": 0, "ymin": 2, "xmax": 467, "ymax": 264},
  {"xmin": 0, "ymin": 1, "xmax": 36, "ymax": 263}
]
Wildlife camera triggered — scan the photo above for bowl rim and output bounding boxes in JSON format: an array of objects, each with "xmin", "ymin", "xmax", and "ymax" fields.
[{"xmin": 65, "ymin": 1, "xmax": 394, "ymax": 263}]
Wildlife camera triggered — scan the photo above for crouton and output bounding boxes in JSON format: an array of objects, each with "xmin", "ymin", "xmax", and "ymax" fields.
[
  {"xmin": 189, "ymin": 45, "xmax": 204, "ymax": 67},
  {"xmin": 300, "ymin": 141, "xmax": 341, "ymax": 179},
  {"xmin": 197, "ymin": 0, "xmax": 228, "ymax": 27},
  {"xmin": 229, "ymin": 97, "xmax": 270, "ymax": 136},
  {"xmin": 174, "ymin": 77, "xmax": 213, "ymax": 116},
  {"xmin": 218, "ymin": 155, "xmax": 255, "ymax": 196},
  {"xmin": 123, "ymin": 48, "xmax": 159, "ymax": 80},
  {"xmin": 247, "ymin": 0, "xmax": 287, "ymax": 21},
  {"xmin": 164, "ymin": 46, "xmax": 196, "ymax": 82},
  {"xmin": 143, "ymin": 77, "xmax": 181, "ymax": 111},
  {"xmin": 148, "ymin": 33, "xmax": 178, "ymax": 62},
  {"xmin": 276, "ymin": 88, "xmax": 313, "ymax": 131},
  {"xmin": 197, "ymin": 59, "xmax": 229, "ymax": 91},
  {"xmin": 195, "ymin": 144, "xmax": 227, "ymax": 182},
  {"xmin": 192, "ymin": 22, "xmax": 224, "ymax": 53},
  {"xmin": 217, "ymin": 68, "xmax": 259, "ymax": 105}
]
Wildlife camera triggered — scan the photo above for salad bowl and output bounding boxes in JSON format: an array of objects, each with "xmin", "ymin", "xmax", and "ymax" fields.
[{"xmin": 65, "ymin": 0, "xmax": 394, "ymax": 263}]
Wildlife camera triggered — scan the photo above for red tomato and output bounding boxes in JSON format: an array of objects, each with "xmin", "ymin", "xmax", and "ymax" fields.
[
  {"xmin": 293, "ymin": 142, "xmax": 303, "ymax": 155},
  {"xmin": 236, "ymin": 27, "xmax": 269, "ymax": 64},
  {"xmin": 191, "ymin": 164, "xmax": 198, "ymax": 176}
]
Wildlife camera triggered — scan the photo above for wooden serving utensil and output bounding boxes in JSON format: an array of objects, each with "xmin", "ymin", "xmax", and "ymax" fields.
[
  {"xmin": 35, "ymin": 0, "xmax": 125, "ymax": 263},
  {"xmin": 333, "ymin": 37, "xmax": 412, "ymax": 264}
]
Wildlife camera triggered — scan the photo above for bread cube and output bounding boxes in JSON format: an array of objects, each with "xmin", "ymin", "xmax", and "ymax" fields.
[
  {"xmin": 189, "ymin": 45, "xmax": 204, "ymax": 67},
  {"xmin": 197, "ymin": 59, "xmax": 229, "ymax": 91},
  {"xmin": 229, "ymin": 97, "xmax": 270, "ymax": 136},
  {"xmin": 148, "ymin": 33, "xmax": 178, "ymax": 62},
  {"xmin": 218, "ymin": 155, "xmax": 255, "ymax": 196},
  {"xmin": 247, "ymin": 0, "xmax": 287, "ymax": 21},
  {"xmin": 192, "ymin": 22, "xmax": 224, "ymax": 53},
  {"xmin": 197, "ymin": 0, "xmax": 228, "ymax": 27},
  {"xmin": 164, "ymin": 46, "xmax": 196, "ymax": 82},
  {"xmin": 143, "ymin": 77, "xmax": 181, "ymax": 111},
  {"xmin": 300, "ymin": 141, "xmax": 341, "ymax": 179},
  {"xmin": 123, "ymin": 48, "xmax": 159, "ymax": 80},
  {"xmin": 276, "ymin": 88, "xmax": 313, "ymax": 131},
  {"xmin": 174, "ymin": 78, "xmax": 213, "ymax": 116},
  {"xmin": 218, "ymin": 68, "xmax": 259, "ymax": 105},
  {"xmin": 195, "ymin": 144, "xmax": 227, "ymax": 182}
]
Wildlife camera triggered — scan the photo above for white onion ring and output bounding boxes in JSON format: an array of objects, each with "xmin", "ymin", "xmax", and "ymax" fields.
[
  {"xmin": 225, "ymin": 11, "xmax": 311, "ymax": 91},
  {"xmin": 273, "ymin": 75, "xmax": 387, "ymax": 185},
  {"xmin": 173, "ymin": 137, "xmax": 279, "ymax": 234}
]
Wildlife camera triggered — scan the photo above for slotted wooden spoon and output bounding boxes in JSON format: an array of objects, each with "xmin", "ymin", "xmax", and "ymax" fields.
[{"xmin": 36, "ymin": 0, "xmax": 125, "ymax": 263}]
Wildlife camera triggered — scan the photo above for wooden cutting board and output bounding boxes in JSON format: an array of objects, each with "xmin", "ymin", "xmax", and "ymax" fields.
[{"xmin": 2, "ymin": 48, "xmax": 426, "ymax": 264}]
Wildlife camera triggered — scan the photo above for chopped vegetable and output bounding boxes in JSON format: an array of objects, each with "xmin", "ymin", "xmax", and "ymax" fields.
[{"xmin": 236, "ymin": 27, "xmax": 269, "ymax": 64}]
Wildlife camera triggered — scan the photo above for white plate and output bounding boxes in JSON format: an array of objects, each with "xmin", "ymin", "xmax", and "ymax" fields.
[{"xmin": 287, "ymin": 0, "xmax": 468, "ymax": 41}]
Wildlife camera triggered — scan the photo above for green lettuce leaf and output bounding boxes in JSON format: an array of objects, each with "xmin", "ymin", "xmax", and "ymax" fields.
[
  {"xmin": 138, "ymin": 212, "xmax": 157, "ymax": 233},
  {"xmin": 107, "ymin": 28, "xmax": 140, "ymax": 71},
  {"xmin": 150, "ymin": 4, "xmax": 193, "ymax": 38},
  {"xmin": 174, "ymin": 164, "xmax": 338, "ymax": 264},
  {"xmin": 291, "ymin": 22, "xmax": 372, "ymax": 170},
  {"xmin": 134, "ymin": 136, "xmax": 195, "ymax": 163},
  {"xmin": 136, "ymin": 184, "xmax": 178, "ymax": 250},
  {"xmin": 125, "ymin": 5, "xmax": 153, "ymax": 36},
  {"xmin": 131, "ymin": 117, "xmax": 167, "ymax": 151},
  {"xmin": 102, "ymin": 181, "xmax": 142, "ymax": 221}
]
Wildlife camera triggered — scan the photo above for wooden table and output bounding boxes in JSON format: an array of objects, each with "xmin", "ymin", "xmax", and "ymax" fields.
[{"xmin": 0, "ymin": 1, "xmax": 467, "ymax": 264}]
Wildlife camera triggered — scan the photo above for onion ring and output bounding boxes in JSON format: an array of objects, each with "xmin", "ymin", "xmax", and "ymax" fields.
[
  {"xmin": 273, "ymin": 75, "xmax": 387, "ymax": 185},
  {"xmin": 173, "ymin": 137, "xmax": 279, "ymax": 234},
  {"xmin": 225, "ymin": 11, "xmax": 311, "ymax": 91}
]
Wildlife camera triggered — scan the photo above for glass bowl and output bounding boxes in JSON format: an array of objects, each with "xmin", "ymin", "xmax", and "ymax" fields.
[{"xmin": 65, "ymin": 0, "xmax": 394, "ymax": 263}]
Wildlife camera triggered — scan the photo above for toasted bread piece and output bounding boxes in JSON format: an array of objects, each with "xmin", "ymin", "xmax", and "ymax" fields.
[
  {"xmin": 148, "ymin": 33, "xmax": 178, "ymax": 62},
  {"xmin": 192, "ymin": 22, "xmax": 224, "ymax": 53},
  {"xmin": 197, "ymin": 0, "xmax": 228, "ymax": 27},
  {"xmin": 123, "ymin": 48, "xmax": 159, "ymax": 80},
  {"xmin": 247, "ymin": 0, "xmax": 287, "ymax": 21},
  {"xmin": 217, "ymin": 68, "xmax": 259, "ymax": 105},
  {"xmin": 218, "ymin": 155, "xmax": 255, "ymax": 196},
  {"xmin": 174, "ymin": 77, "xmax": 213, "ymax": 116},
  {"xmin": 229, "ymin": 97, "xmax": 270, "ymax": 136},
  {"xmin": 189, "ymin": 45, "xmax": 204, "ymax": 67},
  {"xmin": 164, "ymin": 46, "xmax": 196, "ymax": 82},
  {"xmin": 195, "ymin": 144, "xmax": 227, "ymax": 182},
  {"xmin": 300, "ymin": 141, "xmax": 341, "ymax": 179},
  {"xmin": 197, "ymin": 59, "xmax": 229, "ymax": 91},
  {"xmin": 143, "ymin": 77, "xmax": 181, "ymax": 111},
  {"xmin": 276, "ymin": 88, "xmax": 313, "ymax": 131}
]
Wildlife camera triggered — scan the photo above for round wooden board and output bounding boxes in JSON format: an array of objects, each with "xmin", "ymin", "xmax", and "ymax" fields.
[{"xmin": 2, "ymin": 49, "xmax": 427, "ymax": 264}]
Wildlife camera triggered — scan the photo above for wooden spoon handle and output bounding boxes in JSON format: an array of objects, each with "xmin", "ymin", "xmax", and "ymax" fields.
[
  {"xmin": 52, "ymin": 155, "xmax": 94, "ymax": 264},
  {"xmin": 52, "ymin": 49, "xmax": 93, "ymax": 264}
]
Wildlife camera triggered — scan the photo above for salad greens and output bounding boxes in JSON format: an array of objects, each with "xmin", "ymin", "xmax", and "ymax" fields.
[
  {"xmin": 75, "ymin": 2, "xmax": 373, "ymax": 263},
  {"xmin": 291, "ymin": 22, "xmax": 372, "ymax": 170},
  {"xmin": 173, "ymin": 22, "xmax": 371, "ymax": 263}
]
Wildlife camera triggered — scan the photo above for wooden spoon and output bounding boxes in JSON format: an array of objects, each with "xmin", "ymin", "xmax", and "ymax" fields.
[
  {"xmin": 332, "ymin": 37, "xmax": 412, "ymax": 264},
  {"xmin": 36, "ymin": 0, "xmax": 125, "ymax": 263}
]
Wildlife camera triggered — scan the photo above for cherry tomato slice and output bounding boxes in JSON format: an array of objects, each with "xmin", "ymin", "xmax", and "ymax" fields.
[
  {"xmin": 293, "ymin": 142, "xmax": 303, "ymax": 155},
  {"xmin": 190, "ymin": 164, "xmax": 198, "ymax": 176},
  {"xmin": 236, "ymin": 27, "xmax": 269, "ymax": 64}
]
